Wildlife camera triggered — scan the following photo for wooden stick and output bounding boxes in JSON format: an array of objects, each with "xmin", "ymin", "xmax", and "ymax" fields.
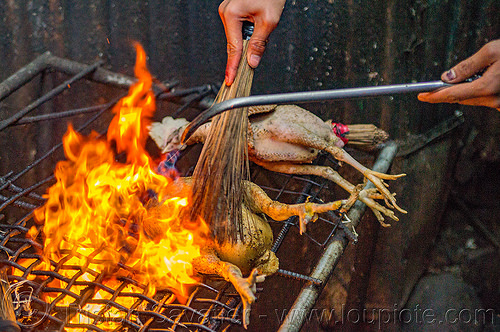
[{"xmin": 345, "ymin": 124, "xmax": 389, "ymax": 150}]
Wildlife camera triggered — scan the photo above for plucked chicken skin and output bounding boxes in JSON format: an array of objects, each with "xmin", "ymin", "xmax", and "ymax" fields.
[{"xmin": 150, "ymin": 104, "xmax": 406, "ymax": 225}]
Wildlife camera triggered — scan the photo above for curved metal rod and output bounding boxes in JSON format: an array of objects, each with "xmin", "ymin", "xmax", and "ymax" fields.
[{"xmin": 180, "ymin": 81, "xmax": 451, "ymax": 143}]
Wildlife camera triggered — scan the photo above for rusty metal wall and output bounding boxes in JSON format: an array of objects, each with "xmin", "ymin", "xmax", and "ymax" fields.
[
  {"xmin": 1, "ymin": 0, "xmax": 498, "ymax": 135},
  {"xmin": 0, "ymin": 0, "xmax": 499, "ymax": 331}
]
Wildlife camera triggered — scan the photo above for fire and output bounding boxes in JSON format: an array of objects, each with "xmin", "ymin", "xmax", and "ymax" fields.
[
  {"xmin": 107, "ymin": 42, "xmax": 154, "ymax": 166},
  {"xmin": 28, "ymin": 43, "xmax": 205, "ymax": 330}
]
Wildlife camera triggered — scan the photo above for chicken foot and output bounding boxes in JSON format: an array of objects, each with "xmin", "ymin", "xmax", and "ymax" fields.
[
  {"xmin": 252, "ymin": 160, "xmax": 401, "ymax": 225},
  {"xmin": 325, "ymin": 145, "xmax": 406, "ymax": 213},
  {"xmin": 192, "ymin": 251, "xmax": 265, "ymax": 329}
]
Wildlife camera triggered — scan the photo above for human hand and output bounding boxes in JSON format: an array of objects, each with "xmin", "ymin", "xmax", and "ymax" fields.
[
  {"xmin": 418, "ymin": 39, "xmax": 500, "ymax": 111},
  {"xmin": 219, "ymin": 0, "xmax": 286, "ymax": 85}
]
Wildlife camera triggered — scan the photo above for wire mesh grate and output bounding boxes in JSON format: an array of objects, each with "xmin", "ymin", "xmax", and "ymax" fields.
[{"xmin": 0, "ymin": 54, "xmax": 347, "ymax": 331}]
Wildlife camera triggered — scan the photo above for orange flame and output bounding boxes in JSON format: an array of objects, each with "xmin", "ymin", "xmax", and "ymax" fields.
[
  {"xmin": 32, "ymin": 44, "xmax": 203, "ymax": 325},
  {"xmin": 107, "ymin": 43, "xmax": 154, "ymax": 166}
]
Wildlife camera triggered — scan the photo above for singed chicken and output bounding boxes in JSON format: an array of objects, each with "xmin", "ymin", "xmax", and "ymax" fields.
[
  {"xmin": 149, "ymin": 104, "xmax": 406, "ymax": 225},
  {"xmin": 143, "ymin": 176, "xmax": 343, "ymax": 328}
]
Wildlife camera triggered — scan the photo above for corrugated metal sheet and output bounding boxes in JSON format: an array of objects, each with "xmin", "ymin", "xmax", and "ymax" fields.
[{"xmin": 1, "ymin": 0, "xmax": 498, "ymax": 134}]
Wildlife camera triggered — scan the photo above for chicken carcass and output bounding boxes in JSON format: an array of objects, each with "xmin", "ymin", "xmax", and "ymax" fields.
[
  {"xmin": 143, "ymin": 176, "xmax": 344, "ymax": 328},
  {"xmin": 149, "ymin": 104, "xmax": 406, "ymax": 224}
]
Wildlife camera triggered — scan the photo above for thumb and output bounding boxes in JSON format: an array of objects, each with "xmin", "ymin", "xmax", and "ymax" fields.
[
  {"xmin": 246, "ymin": 23, "xmax": 275, "ymax": 68},
  {"xmin": 441, "ymin": 45, "xmax": 491, "ymax": 83}
]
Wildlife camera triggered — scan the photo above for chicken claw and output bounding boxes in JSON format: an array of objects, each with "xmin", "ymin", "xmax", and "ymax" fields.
[
  {"xmin": 297, "ymin": 200, "xmax": 344, "ymax": 234},
  {"xmin": 225, "ymin": 267, "xmax": 265, "ymax": 329},
  {"xmin": 298, "ymin": 202, "xmax": 319, "ymax": 234},
  {"xmin": 331, "ymin": 145, "xmax": 406, "ymax": 214},
  {"xmin": 362, "ymin": 170, "xmax": 406, "ymax": 214},
  {"xmin": 358, "ymin": 189, "xmax": 398, "ymax": 226}
]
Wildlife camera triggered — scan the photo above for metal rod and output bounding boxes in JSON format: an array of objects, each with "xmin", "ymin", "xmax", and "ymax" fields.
[
  {"xmin": 451, "ymin": 194, "xmax": 500, "ymax": 249},
  {"xmin": 0, "ymin": 194, "xmax": 39, "ymax": 210},
  {"xmin": 45, "ymin": 54, "xmax": 135, "ymax": 89},
  {"xmin": 0, "ymin": 61, "xmax": 104, "ymax": 131},
  {"xmin": 181, "ymin": 81, "xmax": 450, "ymax": 143},
  {"xmin": 0, "ymin": 176, "xmax": 54, "ymax": 213},
  {"xmin": 7, "ymin": 81, "xmax": 210, "ymax": 126},
  {"xmin": 0, "ymin": 52, "xmax": 136, "ymax": 102},
  {"xmin": 0, "ymin": 51, "xmax": 205, "ymax": 110},
  {"xmin": 0, "ymin": 52, "xmax": 52, "ymax": 102},
  {"xmin": 277, "ymin": 141, "xmax": 399, "ymax": 332},
  {"xmin": 9, "ymin": 104, "xmax": 110, "ymax": 125},
  {"xmin": 276, "ymin": 269, "xmax": 322, "ymax": 286},
  {"xmin": 0, "ymin": 176, "xmax": 45, "ymax": 201}
]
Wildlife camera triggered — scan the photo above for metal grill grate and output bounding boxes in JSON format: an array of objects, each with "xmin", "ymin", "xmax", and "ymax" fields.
[{"xmin": 0, "ymin": 53, "xmax": 395, "ymax": 331}]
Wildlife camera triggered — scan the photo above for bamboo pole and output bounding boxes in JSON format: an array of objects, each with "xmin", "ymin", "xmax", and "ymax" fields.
[{"xmin": 277, "ymin": 141, "xmax": 399, "ymax": 332}]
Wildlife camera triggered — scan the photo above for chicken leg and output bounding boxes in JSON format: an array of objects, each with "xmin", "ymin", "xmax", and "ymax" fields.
[{"xmin": 252, "ymin": 160, "xmax": 401, "ymax": 225}]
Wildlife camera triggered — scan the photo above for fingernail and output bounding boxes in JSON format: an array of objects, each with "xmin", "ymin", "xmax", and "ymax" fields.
[
  {"xmin": 248, "ymin": 54, "xmax": 261, "ymax": 68},
  {"xmin": 445, "ymin": 69, "xmax": 456, "ymax": 81}
]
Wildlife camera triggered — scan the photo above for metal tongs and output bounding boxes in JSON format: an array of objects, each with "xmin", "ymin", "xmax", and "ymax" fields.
[{"xmin": 181, "ymin": 80, "xmax": 452, "ymax": 143}]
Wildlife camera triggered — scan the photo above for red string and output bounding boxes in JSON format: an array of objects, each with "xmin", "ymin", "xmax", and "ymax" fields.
[{"xmin": 331, "ymin": 122, "xmax": 350, "ymax": 145}]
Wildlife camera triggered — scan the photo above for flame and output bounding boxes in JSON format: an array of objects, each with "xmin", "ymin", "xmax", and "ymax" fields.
[
  {"xmin": 28, "ymin": 43, "xmax": 205, "ymax": 331},
  {"xmin": 107, "ymin": 42, "xmax": 154, "ymax": 166}
]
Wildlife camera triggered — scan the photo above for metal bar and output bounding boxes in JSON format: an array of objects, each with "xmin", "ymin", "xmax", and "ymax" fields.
[
  {"xmin": 5, "ymin": 78, "xmax": 185, "ymax": 126},
  {"xmin": 181, "ymin": 81, "xmax": 450, "ymax": 142},
  {"xmin": 0, "ymin": 52, "xmax": 212, "ymax": 131},
  {"xmin": 5, "ymin": 87, "xmax": 212, "ymax": 128},
  {"xmin": 276, "ymin": 269, "xmax": 322, "ymax": 286},
  {"xmin": 277, "ymin": 141, "xmax": 399, "ymax": 332},
  {"xmin": 396, "ymin": 110, "xmax": 465, "ymax": 157},
  {"xmin": 0, "ymin": 176, "xmax": 54, "ymax": 213},
  {"xmin": 0, "ymin": 52, "xmax": 52, "ymax": 102},
  {"xmin": 44, "ymin": 54, "xmax": 200, "ymax": 104},
  {"xmin": 10, "ymin": 104, "xmax": 111, "ymax": 125},
  {"xmin": 327, "ymin": 211, "xmax": 358, "ymax": 243},
  {"xmin": 451, "ymin": 193, "xmax": 500, "ymax": 249},
  {"xmin": 0, "ymin": 176, "xmax": 45, "ymax": 201},
  {"xmin": 0, "ymin": 51, "xmax": 136, "ymax": 102},
  {"xmin": 157, "ymin": 84, "xmax": 215, "ymax": 99},
  {"xmin": 0, "ymin": 61, "xmax": 104, "ymax": 131},
  {"xmin": 45, "ymin": 54, "xmax": 135, "ymax": 89},
  {"xmin": 0, "ymin": 194, "xmax": 38, "ymax": 210}
]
